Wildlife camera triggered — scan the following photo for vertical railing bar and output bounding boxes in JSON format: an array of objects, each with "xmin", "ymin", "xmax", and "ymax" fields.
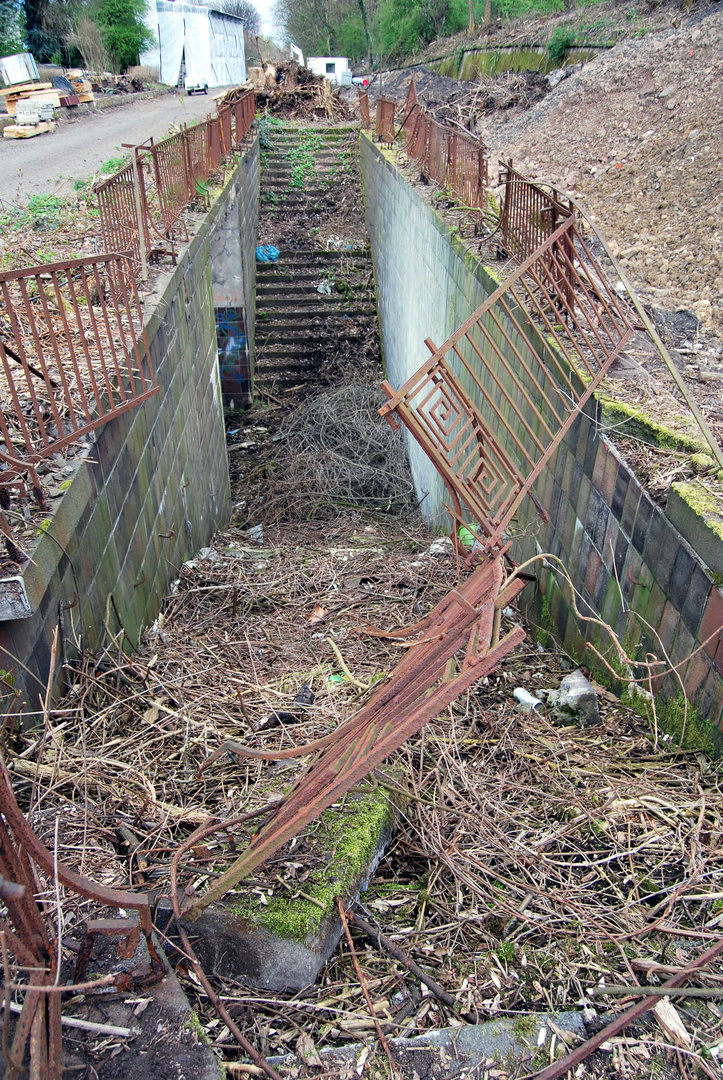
[
  {"xmin": 34, "ymin": 275, "xmax": 80, "ymax": 433},
  {"xmin": 49, "ymin": 270, "xmax": 93, "ymax": 421}
]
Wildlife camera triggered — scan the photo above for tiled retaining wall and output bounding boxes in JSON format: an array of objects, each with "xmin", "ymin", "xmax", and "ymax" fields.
[
  {"xmin": 212, "ymin": 137, "xmax": 260, "ymax": 407},
  {"xmin": 360, "ymin": 133, "xmax": 723, "ymax": 739},
  {"xmin": 0, "ymin": 139, "xmax": 259, "ymax": 718}
]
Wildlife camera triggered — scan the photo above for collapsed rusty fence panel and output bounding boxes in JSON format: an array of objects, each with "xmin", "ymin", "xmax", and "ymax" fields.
[
  {"xmin": 188, "ymin": 557, "xmax": 528, "ymax": 917},
  {"xmin": 0, "ymin": 754, "xmax": 162, "ymax": 1077},
  {"xmin": 375, "ymin": 96, "xmax": 396, "ymax": 143},
  {"xmin": 380, "ymin": 214, "xmax": 637, "ymax": 551},
  {"xmin": 0, "ymin": 254, "xmax": 159, "ymax": 490}
]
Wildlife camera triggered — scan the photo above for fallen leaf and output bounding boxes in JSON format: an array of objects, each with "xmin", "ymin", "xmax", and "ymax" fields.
[
  {"xmin": 296, "ymin": 1032, "xmax": 322, "ymax": 1067},
  {"xmin": 307, "ymin": 604, "xmax": 327, "ymax": 625}
]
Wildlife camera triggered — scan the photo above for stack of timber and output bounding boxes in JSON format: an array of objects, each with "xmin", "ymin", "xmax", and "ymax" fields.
[
  {"xmin": 0, "ymin": 81, "xmax": 61, "ymax": 115},
  {"xmin": 3, "ymin": 120, "xmax": 56, "ymax": 138},
  {"xmin": 66, "ymin": 70, "xmax": 95, "ymax": 103}
]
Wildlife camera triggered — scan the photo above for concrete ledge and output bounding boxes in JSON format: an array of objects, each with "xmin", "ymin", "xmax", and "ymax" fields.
[
  {"xmin": 161, "ymin": 788, "xmax": 400, "ymax": 992},
  {"xmin": 667, "ymin": 481, "xmax": 723, "ymax": 578}
]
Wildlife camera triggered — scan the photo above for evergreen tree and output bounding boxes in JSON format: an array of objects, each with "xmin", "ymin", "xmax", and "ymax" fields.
[
  {"xmin": 89, "ymin": 0, "xmax": 153, "ymax": 70},
  {"xmin": 0, "ymin": 0, "xmax": 24, "ymax": 57}
]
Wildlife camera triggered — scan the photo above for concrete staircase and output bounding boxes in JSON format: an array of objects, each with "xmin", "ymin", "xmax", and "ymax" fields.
[{"xmin": 254, "ymin": 126, "xmax": 378, "ymax": 397}]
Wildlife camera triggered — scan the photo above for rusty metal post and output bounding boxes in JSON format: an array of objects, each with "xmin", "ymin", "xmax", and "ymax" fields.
[{"xmin": 130, "ymin": 148, "xmax": 148, "ymax": 281}]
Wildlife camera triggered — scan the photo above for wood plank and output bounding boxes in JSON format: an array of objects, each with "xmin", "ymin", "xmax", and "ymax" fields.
[
  {"xmin": 19, "ymin": 91, "xmax": 61, "ymax": 106},
  {"xmin": 3, "ymin": 121, "xmax": 56, "ymax": 139},
  {"xmin": 0, "ymin": 81, "xmax": 52, "ymax": 97}
]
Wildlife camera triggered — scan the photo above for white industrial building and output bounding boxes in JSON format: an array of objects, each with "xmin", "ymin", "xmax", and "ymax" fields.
[
  {"xmin": 306, "ymin": 57, "xmax": 351, "ymax": 86},
  {"xmin": 141, "ymin": 1, "xmax": 246, "ymax": 89}
]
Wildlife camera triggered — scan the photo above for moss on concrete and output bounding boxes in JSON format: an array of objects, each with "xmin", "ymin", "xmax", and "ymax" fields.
[
  {"xmin": 624, "ymin": 690, "xmax": 721, "ymax": 758},
  {"xmin": 228, "ymin": 788, "xmax": 397, "ymax": 941},
  {"xmin": 597, "ymin": 394, "xmax": 707, "ymax": 454},
  {"xmin": 671, "ymin": 481, "xmax": 723, "ymax": 544}
]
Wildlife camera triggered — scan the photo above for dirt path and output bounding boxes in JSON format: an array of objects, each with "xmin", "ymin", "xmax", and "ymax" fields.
[{"xmin": 0, "ymin": 91, "xmax": 226, "ymax": 205}]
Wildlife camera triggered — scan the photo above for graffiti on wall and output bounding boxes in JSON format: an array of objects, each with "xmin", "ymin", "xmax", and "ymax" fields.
[{"xmin": 215, "ymin": 306, "xmax": 250, "ymax": 407}]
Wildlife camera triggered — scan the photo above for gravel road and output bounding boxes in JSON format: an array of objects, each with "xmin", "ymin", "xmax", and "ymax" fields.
[{"xmin": 0, "ymin": 90, "xmax": 226, "ymax": 205}]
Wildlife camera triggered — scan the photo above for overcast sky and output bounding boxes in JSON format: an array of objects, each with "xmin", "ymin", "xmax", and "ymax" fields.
[{"xmin": 255, "ymin": 0, "xmax": 280, "ymax": 39}]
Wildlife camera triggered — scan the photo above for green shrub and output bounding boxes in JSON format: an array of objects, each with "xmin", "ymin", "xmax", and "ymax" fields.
[{"xmin": 547, "ymin": 25, "xmax": 577, "ymax": 64}]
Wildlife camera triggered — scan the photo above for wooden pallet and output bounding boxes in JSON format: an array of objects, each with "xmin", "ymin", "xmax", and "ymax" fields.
[{"xmin": 3, "ymin": 121, "xmax": 56, "ymax": 139}]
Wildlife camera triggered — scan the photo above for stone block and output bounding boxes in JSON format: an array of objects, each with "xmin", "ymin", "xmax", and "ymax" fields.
[
  {"xmin": 170, "ymin": 790, "xmax": 400, "ymax": 992},
  {"xmin": 667, "ymin": 544, "xmax": 695, "ymax": 613}
]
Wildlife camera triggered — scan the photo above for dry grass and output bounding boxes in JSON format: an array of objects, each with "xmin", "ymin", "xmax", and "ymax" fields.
[{"xmin": 6, "ymin": 516, "xmax": 723, "ymax": 1077}]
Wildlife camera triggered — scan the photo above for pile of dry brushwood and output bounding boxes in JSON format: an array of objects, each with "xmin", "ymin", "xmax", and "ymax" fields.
[{"xmin": 253, "ymin": 60, "xmax": 354, "ymax": 121}]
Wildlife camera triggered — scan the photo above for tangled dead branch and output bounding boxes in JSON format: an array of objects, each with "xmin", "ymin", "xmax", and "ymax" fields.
[{"xmin": 275, "ymin": 385, "xmax": 418, "ymax": 519}]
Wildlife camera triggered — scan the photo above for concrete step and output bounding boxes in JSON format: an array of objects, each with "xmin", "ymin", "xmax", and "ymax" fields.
[
  {"xmin": 258, "ymin": 332, "xmax": 368, "ymax": 346},
  {"xmin": 257, "ymin": 319, "xmax": 371, "ymax": 333},
  {"xmin": 271, "ymin": 250, "xmax": 369, "ymax": 262},
  {"xmin": 256, "ymin": 287, "xmax": 371, "ymax": 300},
  {"xmin": 256, "ymin": 270, "xmax": 370, "ymax": 284}
]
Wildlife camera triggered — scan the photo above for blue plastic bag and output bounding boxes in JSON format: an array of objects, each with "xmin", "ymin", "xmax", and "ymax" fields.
[{"xmin": 256, "ymin": 244, "xmax": 280, "ymax": 263}]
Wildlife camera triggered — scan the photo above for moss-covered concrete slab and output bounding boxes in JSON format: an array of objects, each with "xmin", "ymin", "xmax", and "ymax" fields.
[
  {"xmin": 174, "ymin": 787, "xmax": 401, "ymax": 991},
  {"xmin": 667, "ymin": 480, "xmax": 723, "ymax": 579}
]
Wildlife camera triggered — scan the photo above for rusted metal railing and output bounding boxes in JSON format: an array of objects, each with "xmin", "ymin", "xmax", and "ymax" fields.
[
  {"xmin": 95, "ymin": 89, "xmax": 256, "ymax": 279},
  {"xmin": 232, "ymin": 88, "xmax": 256, "ymax": 146},
  {"xmin": 375, "ymin": 96, "xmax": 396, "ymax": 143},
  {"xmin": 499, "ymin": 161, "xmax": 573, "ymax": 264},
  {"xmin": 0, "ymin": 254, "xmax": 158, "ymax": 537},
  {"xmin": 0, "ymin": 752, "xmax": 163, "ymax": 1078},
  {"xmin": 401, "ymin": 78, "xmax": 489, "ymax": 212},
  {"xmin": 95, "ymin": 159, "xmax": 143, "ymax": 270},
  {"xmin": 358, "ymin": 89, "xmax": 371, "ymax": 129},
  {"xmin": 380, "ymin": 214, "xmax": 636, "ymax": 552}
]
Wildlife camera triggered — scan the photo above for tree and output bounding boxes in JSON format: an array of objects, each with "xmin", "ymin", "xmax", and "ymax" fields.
[
  {"xmin": 212, "ymin": 0, "xmax": 261, "ymax": 35},
  {"xmin": 22, "ymin": 0, "xmax": 85, "ymax": 62},
  {"xmin": 89, "ymin": 0, "xmax": 153, "ymax": 70},
  {"xmin": 0, "ymin": 0, "xmax": 24, "ymax": 57},
  {"xmin": 66, "ymin": 13, "xmax": 108, "ymax": 69}
]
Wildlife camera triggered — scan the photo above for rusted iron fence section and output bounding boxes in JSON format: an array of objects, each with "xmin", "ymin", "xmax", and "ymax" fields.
[
  {"xmin": 95, "ymin": 89, "xmax": 255, "ymax": 278},
  {"xmin": 499, "ymin": 160, "xmax": 573, "ymax": 263},
  {"xmin": 375, "ymin": 95, "xmax": 396, "ymax": 143},
  {"xmin": 0, "ymin": 254, "xmax": 158, "ymax": 544},
  {"xmin": 366, "ymin": 79, "xmax": 489, "ymax": 212},
  {"xmin": 380, "ymin": 214, "xmax": 636, "ymax": 551}
]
